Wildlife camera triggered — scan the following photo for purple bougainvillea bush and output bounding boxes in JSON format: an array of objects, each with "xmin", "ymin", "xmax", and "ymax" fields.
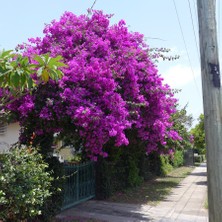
[{"xmin": 6, "ymin": 11, "xmax": 182, "ymax": 160}]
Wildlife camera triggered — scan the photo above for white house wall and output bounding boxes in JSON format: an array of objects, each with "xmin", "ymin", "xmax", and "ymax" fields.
[{"xmin": 0, "ymin": 122, "xmax": 20, "ymax": 153}]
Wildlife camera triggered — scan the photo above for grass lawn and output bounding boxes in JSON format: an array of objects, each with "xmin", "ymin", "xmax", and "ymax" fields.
[{"xmin": 108, "ymin": 166, "xmax": 194, "ymax": 206}]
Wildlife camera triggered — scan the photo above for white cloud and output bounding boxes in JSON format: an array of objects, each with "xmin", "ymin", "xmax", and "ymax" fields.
[{"xmin": 162, "ymin": 64, "xmax": 200, "ymax": 88}]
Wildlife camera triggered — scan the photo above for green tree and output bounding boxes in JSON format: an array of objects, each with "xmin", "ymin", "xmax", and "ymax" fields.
[
  {"xmin": 190, "ymin": 114, "xmax": 206, "ymax": 154},
  {"xmin": 167, "ymin": 105, "xmax": 194, "ymax": 151},
  {"xmin": 162, "ymin": 105, "xmax": 194, "ymax": 169}
]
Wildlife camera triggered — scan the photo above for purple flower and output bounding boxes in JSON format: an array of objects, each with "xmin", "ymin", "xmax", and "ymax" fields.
[{"xmin": 2, "ymin": 10, "xmax": 181, "ymax": 160}]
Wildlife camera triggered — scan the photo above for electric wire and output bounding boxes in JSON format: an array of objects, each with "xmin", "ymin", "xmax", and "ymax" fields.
[
  {"xmin": 90, "ymin": 0, "xmax": 98, "ymax": 11},
  {"xmin": 192, "ymin": 0, "xmax": 199, "ymax": 24},
  {"xmin": 87, "ymin": 0, "xmax": 98, "ymax": 16},
  {"xmin": 192, "ymin": 0, "xmax": 200, "ymax": 53},
  {"xmin": 188, "ymin": 0, "xmax": 200, "ymax": 61},
  {"xmin": 172, "ymin": 0, "xmax": 201, "ymax": 98},
  {"xmin": 146, "ymin": 37, "xmax": 166, "ymax": 41}
]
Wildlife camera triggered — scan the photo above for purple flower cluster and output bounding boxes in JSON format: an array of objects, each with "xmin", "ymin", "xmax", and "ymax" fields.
[{"xmin": 8, "ymin": 11, "xmax": 181, "ymax": 159}]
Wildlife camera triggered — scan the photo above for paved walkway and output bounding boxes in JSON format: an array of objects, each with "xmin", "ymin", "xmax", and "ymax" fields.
[{"xmin": 57, "ymin": 163, "xmax": 208, "ymax": 222}]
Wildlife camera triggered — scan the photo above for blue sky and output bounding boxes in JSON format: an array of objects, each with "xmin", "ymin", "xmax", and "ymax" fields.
[{"xmin": 1, "ymin": 0, "xmax": 221, "ymax": 126}]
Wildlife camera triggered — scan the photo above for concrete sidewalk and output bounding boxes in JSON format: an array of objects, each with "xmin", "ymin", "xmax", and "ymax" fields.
[
  {"xmin": 148, "ymin": 162, "xmax": 208, "ymax": 221},
  {"xmin": 57, "ymin": 163, "xmax": 208, "ymax": 222}
]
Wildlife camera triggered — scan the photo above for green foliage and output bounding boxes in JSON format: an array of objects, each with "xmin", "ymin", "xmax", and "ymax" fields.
[
  {"xmin": 34, "ymin": 157, "xmax": 65, "ymax": 222},
  {"xmin": 127, "ymin": 157, "xmax": 143, "ymax": 187},
  {"xmin": 95, "ymin": 155, "xmax": 143, "ymax": 200},
  {"xmin": 138, "ymin": 155, "xmax": 154, "ymax": 181},
  {"xmin": 95, "ymin": 134, "xmax": 144, "ymax": 199},
  {"xmin": 0, "ymin": 146, "xmax": 52, "ymax": 222},
  {"xmin": 67, "ymin": 153, "xmax": 82, "ymax": 163},
  {"xmin": 194, "ymin": 154, "xmax": 206, "ymax": 163},
  {"xmin": 30, "ymin": 134, "xmax": 65, "ymax": 222},
  {"xmin": 190, "ymin": 114, "xmax": 206, "ymax": 154},
  {"xmin": 167, "ymin": 105, "xmax": 194, "ymax": 151},
  {"xmin": 34, "ymin": 54, "xmax": 65, "ymax": 82},
  {"xmin": 0, "ymin": 50, "xmax": 65, "ymax": 129},
  {"xmin": 171, "ymin": 150, "xmax": 184, "ymax": 167},
  {"xmin": 159, "ymin": 155, "xmax": 173, "ymax": 176},
  {"xmin": 0, "ymin": 50, "xmax": 65, "ymax": 93}
]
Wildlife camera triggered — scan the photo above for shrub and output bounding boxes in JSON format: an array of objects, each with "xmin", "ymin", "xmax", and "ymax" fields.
[
  {"xmin": 138, "ymin": 155, "xmax": 154, "ymax": 181},
  {"xmin": 194, "ymin": 154, "xmax": 205, "ymax": 163},
  {"xmin": 127, "ymin": 157, "xmax": 143, "ymax": 187},
  {"xmin": 95, "ymin": 149, "xmax": 143, "ymax": 199},
  {"xmin": 35, "ymin": 156, "xmax": 65, "ymax": 222},
  {"xmin": 194, "ymin": 155, "xmax": 201, "ymax": 163},
  {"xmin": 159, "ymin": 155, "xmax": 173, "ymax": 176},
  {"xmin": 171, "ymin": 150, "xmax": 184, "ymax": 167},
  {"xmin": 0, "ymin": 146, "xmax": 52, "ymax": 222}
]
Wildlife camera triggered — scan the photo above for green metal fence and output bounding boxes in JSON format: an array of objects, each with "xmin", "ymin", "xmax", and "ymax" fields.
[{"xmin": 62, "ymin": 161, "xmax": 95, "ymax": 210}]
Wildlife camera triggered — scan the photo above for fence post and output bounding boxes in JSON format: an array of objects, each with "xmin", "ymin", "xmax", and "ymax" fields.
[{"xmin": 76, "ymin": 164, "xmax": 79, "ymax": 200}]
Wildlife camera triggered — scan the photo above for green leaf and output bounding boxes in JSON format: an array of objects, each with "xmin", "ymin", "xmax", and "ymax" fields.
[
  {"xmin": 0, "ymin": 76, "xmax": 4, "ymax": 87},
  {"xmin": 27, "ymin": 77, "xmax": 33, "ymax": 89},
  {"xmin": 54, "ymin": 61, "xmax": 67, "ymax": 67},
  {"xmin": 20, "ymin": 74, "xmax": 27, "ymax": 88},
  {"xmin": 48, "ymin": 56, "xmax": 67, "ymax": 68},
  {"xmin": 57, "ymin": 70, "xmax": 63, "ymax": 78},
  {"xmin": 11, "ymin": 72, "xmax": 20, "ymax": 88},
  {"xmin": 20, "ymin": 57, "xmax": 29, "ymax": 66},
  {"xmin": 0, "ymin": 69, "xmax": 12, "ymax": 77},
  {"xmin": 41, "ymin": 69, "xmax": 50, "ymax": 82},
  {"xmin": 33, "ymin": 55, "xmax": 45, "ymax": 66},
  {"xmin": 0, "ymin": 50, "xmax": 13, "ymax": 59},
  {"xmin": 36, "ymin": 67, "xmax": 44, "ymax": 77}
]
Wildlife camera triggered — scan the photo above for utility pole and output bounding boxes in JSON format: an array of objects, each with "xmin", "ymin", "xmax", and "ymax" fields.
[{"xmin": 197, "ymin": 0, "xmax": 222, "ymax": 221}]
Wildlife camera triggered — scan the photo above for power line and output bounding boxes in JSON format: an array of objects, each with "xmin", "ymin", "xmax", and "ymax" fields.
[
  {"xmin": 87, "ymin": 0, "xmax": 98, "ymax": 16},
  {"xmin": 187, "ymin": 0, "xmax": 200, "ymax": 60},
  {"xmin": 192, "ymin": 0, "xmax": 198, "ymax": 23},
  {"xmin": 172, "ymin": 0, "xmax": 201, "ymax": 98},
  {"xmin": 146, "ymin": 37, "xmax": 166, "ymax": 41},
  {"xmin": 90, "ymin": 0, "xmax": 97, "ymax": 11}
]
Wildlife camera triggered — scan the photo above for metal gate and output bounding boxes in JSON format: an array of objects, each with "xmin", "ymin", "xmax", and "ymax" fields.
[{"xmin": 62, "ymin": 161, "xmax": 95, "ymax": 210}]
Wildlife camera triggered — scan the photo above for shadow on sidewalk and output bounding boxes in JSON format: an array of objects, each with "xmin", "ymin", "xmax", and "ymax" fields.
[
  {"xmin": 196, "ymin": 163, "xmax": 207, "ymax": 168},
  {"xmin": 196, "ymin": 181, "xmax": 207, "ymax": 186},
  {"xmin": 190, "ymin": 171, "xmax": 207, "ymax": 177},
  {"xmin": 56, "ymin": 201, "xmax": 155, "ymax": 222}
]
